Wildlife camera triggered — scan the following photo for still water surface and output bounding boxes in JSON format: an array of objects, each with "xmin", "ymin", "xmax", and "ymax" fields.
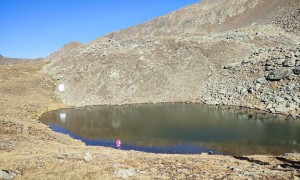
[{"xmin": 40, "ymin": 104, "xmax": 300, "ymax": 155}]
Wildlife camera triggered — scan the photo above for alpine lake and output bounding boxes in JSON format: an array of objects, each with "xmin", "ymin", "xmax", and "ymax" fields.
[{"xmin": 40, "ymin": 103, "xmax": 300, "ymax": 155}]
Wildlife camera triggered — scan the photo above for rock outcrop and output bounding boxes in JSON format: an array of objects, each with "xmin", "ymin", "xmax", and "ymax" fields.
[{"xmin": 44, "ymin": 0, "xmax": 300, "ymax": 117}]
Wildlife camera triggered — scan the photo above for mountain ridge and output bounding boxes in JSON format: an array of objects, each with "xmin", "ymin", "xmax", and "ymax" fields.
[{"xmin": 0, "ymin": 55, "xmax": 43, "ymax": 65}]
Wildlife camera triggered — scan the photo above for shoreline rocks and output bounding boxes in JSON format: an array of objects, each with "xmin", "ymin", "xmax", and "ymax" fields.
[{"xmin": 205, "ymin": 46, "xmax": 300, "ymax": 118}]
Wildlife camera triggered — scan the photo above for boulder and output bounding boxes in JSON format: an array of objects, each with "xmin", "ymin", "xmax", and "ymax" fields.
[
  {"xmin": 265, "ymin": 103, "xmax": 273, "ymax": 110},
  {"xmin": 117, "ymin": 168, "xmax": 136, "ymax": 179},
  {"xmin": 266, "ymin": 68, "xmax": 288, "ymax": 81},
  {"xmin": 292, "ymin": 67, "xmax": 300, "ymax": 75},
  {"xmin": 205, "ymin": 100, "xmax": 220, "ymax": 105},
  {"xmin": 248, "ymin": 88, "xmax": 255, "ymax": 94},
  {"xmin": 274, "ymin": 105, "xmax": 288, "ymax": 113},
  {"xmin": 267, "ymin": 66, "xmax": 276, "ymax": 71},
  {"xmin": 265, "ymin": 59, "xmax": 274, "ymax": 66},
  {"xmin": 242, "ymin": 58, "xmax": 256, "ymax": 65},
  {"xmin": 255, "ymin": 83, "xmax": 261, "ymax": 91},
  {"xmin": 236, "ymin": 86, "xmax": 248, "ymax": 95},
  {"xmin": 256, "ymin": 78, "xmax": 267, "ymax": 84},
  {"xmin": 0, "ymin": 170, "xmax": 16, "ymax": 180},
  {"xmin": 282, "ymin": 58, "xmax": 295, "ymax": 67},
  {"xmin": 287, "ymin": 104, "xmax": 299, "ymax": 112},
  {"xmin": 84, "ymin": 153, "xmax": 93, "ymax": 162},
  {"xmin": 275, "ymin": 58, "xmax": 285, "ymax": 65},
  {"xmin": 223, "ymin": 62, "xmax": 241, "ymax": 70},
  {"xmin": 275, "ymin": 96, "xmax": 285, "ymax": 103},
  {"xmin": 269, "ymin": 108, "xmax": 276, "ymax": 113},
  {"xmin": 293, "ymin": 96, "xmax": 300, "ymax": 104}
]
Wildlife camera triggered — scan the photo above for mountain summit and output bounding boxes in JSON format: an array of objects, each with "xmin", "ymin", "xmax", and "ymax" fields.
[{"xmin": 44, "ymin": 0, "xmax": 300, "ymax": 116}]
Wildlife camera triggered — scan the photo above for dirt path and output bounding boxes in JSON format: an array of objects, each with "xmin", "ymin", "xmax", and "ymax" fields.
[{"xmin": 0, "ymin": 62, "xmax": 299, "ymax": 179}]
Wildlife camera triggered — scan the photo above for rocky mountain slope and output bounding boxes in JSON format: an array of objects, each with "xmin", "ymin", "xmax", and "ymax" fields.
[
  {"xmin": 0, "ymin": 54, "xmax": 43, "ymax": 65},
  {"xmin": 103, "ymin": 0, "xmax": 293, "ymax": 38},
  {"xmin": 44, "ymin": 0, "xmax": 300, "ymax": 116}
]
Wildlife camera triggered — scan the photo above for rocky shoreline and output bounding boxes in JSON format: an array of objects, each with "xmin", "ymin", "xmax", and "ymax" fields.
[{"xmin": 203, "ymin": 45, "xmax": 300, "ymax": 118}]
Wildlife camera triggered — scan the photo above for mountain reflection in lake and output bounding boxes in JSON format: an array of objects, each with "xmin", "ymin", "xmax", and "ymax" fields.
[{"xmin": 40, "ymin": 104, "xmax": 300, "ymax": 155}]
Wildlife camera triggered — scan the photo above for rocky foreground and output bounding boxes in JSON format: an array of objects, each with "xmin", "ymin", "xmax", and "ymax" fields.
[{"xmin": 0, "ymin": 62, "xmax": 299, "ymax": 179}]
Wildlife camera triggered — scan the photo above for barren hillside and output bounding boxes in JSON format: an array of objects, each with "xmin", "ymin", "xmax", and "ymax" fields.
[
  {"xmin": 44, "ymin": 0, "xmax": 300, "ymax": 116},
  {"xmin": 103, "ymin": 0, "xmax": 298, "ymax": 39},
  {"xmin": 0, "ymin": 54, "xmax": 43, "ymax": 65}
]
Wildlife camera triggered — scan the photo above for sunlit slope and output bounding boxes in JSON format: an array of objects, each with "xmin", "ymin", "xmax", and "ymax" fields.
[{"xmin": 44, "ymin": 0, "xmax": 300, "ymax": 117}]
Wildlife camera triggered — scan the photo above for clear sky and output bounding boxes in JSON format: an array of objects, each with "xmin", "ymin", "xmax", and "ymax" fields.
[{"xmin": 0, "ymin": 0, "xmax": 199, "ymax": 58}]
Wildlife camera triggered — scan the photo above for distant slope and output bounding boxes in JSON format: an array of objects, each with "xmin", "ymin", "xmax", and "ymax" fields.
[
  {"xmin": 44, "ymin": 0, "xmax": 300, "ymax": 116},
  {"xmin": 0, "ymin": 54, "xmax": 43, "ymax": 65},
  {"xmin": 103, "ymin": 0, "xmax": 298, "ymax": 39}
]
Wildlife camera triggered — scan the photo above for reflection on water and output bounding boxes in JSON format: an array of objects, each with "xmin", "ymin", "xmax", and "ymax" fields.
[
  {"xmin": 59, "ymin": 113, "xmax": 66, "ymax": 123},
  {"xmin": 40, "ymin": 104, "xmax": 300, "ymax": 155}
]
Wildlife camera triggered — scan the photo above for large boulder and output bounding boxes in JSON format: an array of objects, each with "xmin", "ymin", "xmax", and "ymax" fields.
[{"xmin": 266, "ymin": 68, "xmax": 288, "ymax": 81}]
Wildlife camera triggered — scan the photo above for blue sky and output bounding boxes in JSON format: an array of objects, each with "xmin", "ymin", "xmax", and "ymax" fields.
[{"xmin": 0, "ymin": 0, "xmax": 199, "ymax": 58}]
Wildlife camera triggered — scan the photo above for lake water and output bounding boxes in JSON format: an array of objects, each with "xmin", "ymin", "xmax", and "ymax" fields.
[{"xmin": 40, "ymin": 104, "xmax": 300, "ymax": 155}]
